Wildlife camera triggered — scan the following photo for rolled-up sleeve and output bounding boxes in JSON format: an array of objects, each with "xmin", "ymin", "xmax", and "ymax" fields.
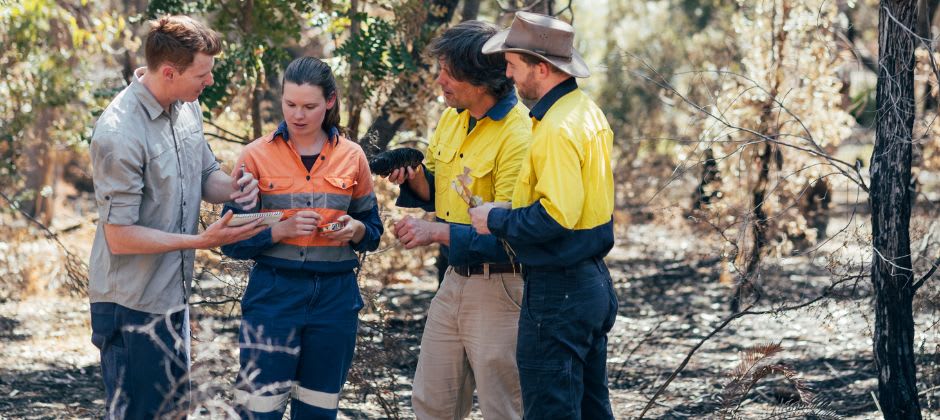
[{"xmin": 90, "ymin": 129, "xmax": 143, "ymax": 226}]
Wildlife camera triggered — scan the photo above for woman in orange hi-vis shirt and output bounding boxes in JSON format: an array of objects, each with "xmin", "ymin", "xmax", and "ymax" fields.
[{"xmin": 221, "ymin": 56, "xmax": 382, "ymax": 420}]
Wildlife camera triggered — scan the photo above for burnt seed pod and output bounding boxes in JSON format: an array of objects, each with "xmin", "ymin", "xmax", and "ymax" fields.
[{"xmin": 368, "ymin": 148, "xmax": 425, "ymax": 177}]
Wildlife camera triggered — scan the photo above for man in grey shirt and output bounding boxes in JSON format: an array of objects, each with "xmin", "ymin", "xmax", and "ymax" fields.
[{"xmin": 89, "ymin": 15, "xmax": 266, "ymax": 419}]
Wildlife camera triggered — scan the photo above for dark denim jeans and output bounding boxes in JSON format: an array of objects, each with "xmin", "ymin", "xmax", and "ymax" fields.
[
  {"xmin": 90, "ymin": 302, "xmax": 189, "ymax": 419},
  {"xmin": 517, "ymin": 258, "xmax": 618, "ymax": 420}
]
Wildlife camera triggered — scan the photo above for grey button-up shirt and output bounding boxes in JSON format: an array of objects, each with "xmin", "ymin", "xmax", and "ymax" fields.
[{"xmin": 88, "ymin": 77, "xmax": 220, "ymax": 314}]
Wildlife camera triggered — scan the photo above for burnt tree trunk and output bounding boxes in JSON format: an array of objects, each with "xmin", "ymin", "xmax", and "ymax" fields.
[
  {"xmin": 918, "ymin": 0, "xmax": 940, "ymax": 111},
  {"xmin": 532, "ymin": 0, "xmax": 554, "ymax": 15},
  {"xmin": 21, "ymin": 108, "xmax": 58, "ymax": 225},
  {"xmin": 730, "ymin": 141, "xmax": 776, "ymax": 312},
  {"xmin": 870, "ymin": 1, "xmax": 923, "ymax": 419},
  {"xmin": 346, "ymin": 0, "xmax": 364, "ymax": 140},
  {"xmin": 461, "ymin": 0, "xmax": 481, "ymax": 21},
  {"xmin": 731, "ymin": 3, "xmax": 788, "ymax": 312},
  {"xmin": 243, "ymin": 0, "xmax": 264, "ymax": 139}
]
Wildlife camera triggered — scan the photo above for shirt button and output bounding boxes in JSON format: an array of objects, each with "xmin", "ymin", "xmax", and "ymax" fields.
[
  {"xmin": 182, "ymin": 228, "xmax": 186, "ymax": 233},
  {"xmin": 299, "ymin": 251, "xmax": 305, "ymax": 257},
  {"xmin": 460, "ymin": 153, "xmax": 464, "ymax": 158},
  {"xmin": 183, "ymin": 201, "xmax": 187, "ymax": 206},
  {"xmin": 306, "ymin": 201, "xmax": 311, "ymax": 206},
  {"xmin": 306, "ymin": 175, "xmax": 311, "ymax": 181},
  {"xmin": 105, "ymin": 195, "xmax": 111, "ymax": 200},
  {"xmin": 446, "ymin": 211, "xmax": 450, "ymax": 216},
  {"xmin": 269, "ymin": 183, "xmax": 274, "ymax": 188}
]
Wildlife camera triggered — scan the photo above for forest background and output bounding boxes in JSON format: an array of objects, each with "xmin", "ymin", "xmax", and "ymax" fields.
[{"xmin": 2, "ymin": 0, "xmax": 940, "ymax": 418}]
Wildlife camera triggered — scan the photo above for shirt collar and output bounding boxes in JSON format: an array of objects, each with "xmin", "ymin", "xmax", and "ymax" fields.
[
  {"xmin": 456, "ymin": 89, "xmax": 519, "ymax": 122},
  {"xmin": 129, "ymin": 74, "xmax": 174, "ymax": 121},
  {"xmin": 484, "ymin": 89, "xmax": 518, "ymax": 121},
  {"xmin": 273, "ymin": 120, "xmax": 291, "ymax": 141},
  {"xmin": 271, "ymin": 121, "xmax": 340, "ymax": 144},
  {"xmin": 529, "ymin": 77, "xmax": 578, "ymax": 121}
]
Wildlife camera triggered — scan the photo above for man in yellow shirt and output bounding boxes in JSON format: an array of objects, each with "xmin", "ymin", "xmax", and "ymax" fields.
[
  {"xmin": 387, "ymin": 21, "xmax": 531, "ymax": 419},
  {"xmin": 470, "ymin": 12, "xmax": 618, "ymax": 419}
]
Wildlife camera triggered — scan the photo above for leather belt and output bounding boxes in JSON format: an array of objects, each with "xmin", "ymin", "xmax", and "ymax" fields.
[{"xmin": 452, "ymin": 263, "xmax": 521, "ymax": 277}]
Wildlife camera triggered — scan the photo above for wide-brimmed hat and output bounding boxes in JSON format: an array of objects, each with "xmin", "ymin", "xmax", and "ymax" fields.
[{"xmin": 482, "ymin": 11, "xmax": 590, "ymax": 78}]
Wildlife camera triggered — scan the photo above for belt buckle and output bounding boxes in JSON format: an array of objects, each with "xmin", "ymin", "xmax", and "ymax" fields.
[{"xmin": 483, "ymin": 263, "xmax": 490, "ymax": 279}]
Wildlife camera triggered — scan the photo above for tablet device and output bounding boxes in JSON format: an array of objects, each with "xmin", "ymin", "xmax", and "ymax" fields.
[{"xmin": 226, "ymin": 211, "xmax": 283, "ymax": 227}]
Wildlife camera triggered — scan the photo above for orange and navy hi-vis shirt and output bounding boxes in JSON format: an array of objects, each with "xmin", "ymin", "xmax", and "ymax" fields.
[{"xmin": 221, "ymin": 123, "xmax": 383, "ymax": 273}]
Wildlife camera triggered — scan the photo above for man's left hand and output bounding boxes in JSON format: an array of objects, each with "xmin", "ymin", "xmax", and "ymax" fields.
[
  {"xmin": 394, "ymin": 216, "xmax": 443, "ymax": 249},
  {"xmin": 469, "ymin": 202, "xmax": 496, "ymax": 235},
  {"xmin": 230, "ymin": 166, "xmax": 259, "ymax": 210}
]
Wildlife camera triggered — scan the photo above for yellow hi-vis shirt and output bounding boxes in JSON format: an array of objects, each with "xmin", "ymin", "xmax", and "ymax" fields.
[
  {"xmin": 396, "ymin": 92, "xmax": 531, "ymax": 266},
  {"xmin": 425, "ymin": 98, "xmax": 531, "ymax": 223},
  {"xmin": 488, "ymin": 78, "xmax": 615, "ymax": 266}
]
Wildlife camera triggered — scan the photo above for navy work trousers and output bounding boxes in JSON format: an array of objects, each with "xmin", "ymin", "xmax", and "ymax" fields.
[
  {"xmin": 517, "ymin": 257, "xmax": 618, "ymax": 419},
  {"xmin": 235, "ymin": 265, "xmax": 362, "ymax": 419},
  {"xmin": 90, "ymin": 302, "xmax": 189, "ymax": 419}
]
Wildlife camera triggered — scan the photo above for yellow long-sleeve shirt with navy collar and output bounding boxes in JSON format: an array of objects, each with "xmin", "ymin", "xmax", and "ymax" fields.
[
  {"xmin": 397, "ymin": 92, "xmax": 531, "ymax": 266},
  {"xmin": 486, "ymin": 78, "xmax": 616, "ymax": 267}
]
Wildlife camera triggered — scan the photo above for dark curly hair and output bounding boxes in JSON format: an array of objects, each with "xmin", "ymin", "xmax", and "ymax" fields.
[{"xmin": 427, "ymin": 21, "xmax": 514, "ymax": 99}]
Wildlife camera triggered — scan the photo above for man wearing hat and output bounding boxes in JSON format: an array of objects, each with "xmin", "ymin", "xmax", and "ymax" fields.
[{"xmin": 469, "ymin": 11, "xmax": 619, "ymax": 419}]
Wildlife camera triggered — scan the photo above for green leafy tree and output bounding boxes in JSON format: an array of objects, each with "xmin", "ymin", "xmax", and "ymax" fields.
[
  {"xmin": 0, "ymin": 0, "xmax": 124, "ymax": 224},
  {"xmin": 335, "ymin": 0, "xmax": 459, "ymax": 153},
  {"xmin": 147, "ymin": 0, "xmax": 327, "ymax": 140}
]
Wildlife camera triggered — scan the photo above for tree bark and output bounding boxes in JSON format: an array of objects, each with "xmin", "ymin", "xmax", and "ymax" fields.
[
  {"xmin": 251, "ymin": 81, "xmax": 263, "ymax": 139},
  {"xmin": 533, "ymin": 0, "xmax": 554, "ymax": 15},
  {"xmin": 243, "ymin": 0, "xmax": 263, "ymax": 139},
  {"xmin": 346, "ymin": 0, "xmax": 364, "ymax": 140},
  {"xmin": 870, "ymin": 1, "xmax": 923, "ymax": 419},
  {"xmin": 21, "ymin": 108, "xmax": 57, "ymax": 225},
  {"xmin": 731, "ymin": 2, "xmax": 788, "ymax": 312},
  {"xmin": 918, "ymin": 0, "xmax": 940, "ymax": 111},
  {"xmin": 461, "ymin": 0, "xmax": 481, "ymax": 21}
]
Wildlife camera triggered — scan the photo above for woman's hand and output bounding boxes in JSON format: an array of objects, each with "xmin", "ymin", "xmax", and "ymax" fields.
[
  {"xmin": 320, "ymin": 215, "xmax": 366, "ymax": 244},
  {"xmin": 271, "ymin": 210, "xmax": 322, "ymax": 243}
]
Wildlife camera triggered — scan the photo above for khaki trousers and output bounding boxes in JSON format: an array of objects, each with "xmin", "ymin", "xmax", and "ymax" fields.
[{"xmin": 412, "ymin": 266, "xmax": 524, "ymax": 420}]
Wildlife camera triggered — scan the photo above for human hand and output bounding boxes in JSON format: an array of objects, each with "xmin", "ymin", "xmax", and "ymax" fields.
[
  {"xmin": 271, "ymin": 210, "xmax": 322, "ymax": 243},
  {"xmin": 200, "ymin": 210, "xmax": 268, "ymax": 248},
  {"xmin": 320, "ymin": 215, "xmax": 365, "ymax": 244},
  {"xmin": 393, "ymin": 216, "xmax": 442, "ymax": 249},
  {"xmin": 468, "ymin": 202, "xmax": 497, "ymax": 235},
  {"xmin": 229, "ymin": 164, "xmax": 260, "ymax": 210},
  {"xmin": 387, "ymin": 165, "xmax": 421, "ymax": 185}
]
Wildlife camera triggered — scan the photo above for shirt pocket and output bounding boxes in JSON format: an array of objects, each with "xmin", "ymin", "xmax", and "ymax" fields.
[
  {"xmin": 146, "ymin": 138, "xmax": 178, "ymax": 203},
  {"xmin": 322, "ymin": 176, "xmax": 356, "ymax": 211},
  {"xmin": 259, "ymin": 176, "xmax": 294, "ymax": 211},
  {"xmin": 468, "ymin": 160, "xmax": 495, "ymax": 201},
  {"xmin": 180, "ymin": 124, "xmax": 206, "ymax": 177},
  {"xmin": 431, "ymin": 145, "xmax": 459, "ymax": 198}
]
